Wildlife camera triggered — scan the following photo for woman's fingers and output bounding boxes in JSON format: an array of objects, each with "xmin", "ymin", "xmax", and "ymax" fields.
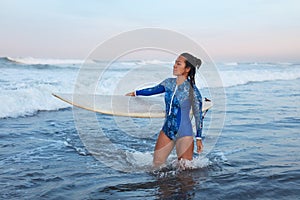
[
  {"xmin": 125, "ymin": 92, "xmax": 135, "ymax": 96},
  {"xmin": 196, "ymin": 140, "xmax": 203, "ymax": 153}
]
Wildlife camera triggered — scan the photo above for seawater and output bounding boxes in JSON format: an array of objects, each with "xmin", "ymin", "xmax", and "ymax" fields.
[{"xmin": 0, "ymin": 57, "xmax": 299, "ymax": 199}]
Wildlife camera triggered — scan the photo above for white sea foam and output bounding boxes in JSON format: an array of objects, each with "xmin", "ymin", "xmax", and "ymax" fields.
[
  {"xmin": 125, "ymin": 151, "xmax": 153, "ymax": 171},
  {"xmin": 217, "ymin": 63, "xmax": 300, "ymax": 87},
  {"xmin": 171, "ymin": 156, "xmax": 211, "ymax": 171},
  {"xmin": 136, "ymin": 59, "xmax": 173, "ymax": 66},
  {"xmin": 6, "ymin": 56, "xmax": 85, "ymax": 65},
  {"xmin": 0, "ymin": 87, "xmax": 69, "ymax": 118},
  {"xmin": 124, "ymin": 150, "xmax": 211, "ymax": 173},
  {"xmin": 0, "ymin": 64, "xmax": 76, "ymax": 118},
  {"xmin": 224, "ymin": 62, "xmax": 239, "ymax": 66}
]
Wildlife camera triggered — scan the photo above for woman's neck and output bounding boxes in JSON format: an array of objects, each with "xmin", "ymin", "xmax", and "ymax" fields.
[{"xmin": 176, "ymin": 75, "xmax": 187, "ymax": 85}]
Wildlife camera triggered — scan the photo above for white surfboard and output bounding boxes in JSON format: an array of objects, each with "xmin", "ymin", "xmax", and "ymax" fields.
[{"xmin": 52, "ymin": 93, "xmax": 213, "ymax": 118}]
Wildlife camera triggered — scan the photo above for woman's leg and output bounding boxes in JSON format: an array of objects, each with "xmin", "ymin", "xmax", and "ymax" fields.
[
  {"xmin": 153, "ymin": 131, "xmax": 175, "ymax": 168},
  {"xmin": 175, "ymin": 136, "xmax": 194, "ymax": 160}
]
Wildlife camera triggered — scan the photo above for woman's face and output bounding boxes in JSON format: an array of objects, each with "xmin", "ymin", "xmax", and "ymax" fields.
[{"xmin": 173, "ymin": 56, "xmax": 190, "ymax": 77}]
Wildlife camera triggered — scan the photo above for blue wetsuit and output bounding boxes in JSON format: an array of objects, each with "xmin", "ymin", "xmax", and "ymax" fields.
[{"xmin": 136, "ymin": 78, "xmax": 203, "ymax": 140}]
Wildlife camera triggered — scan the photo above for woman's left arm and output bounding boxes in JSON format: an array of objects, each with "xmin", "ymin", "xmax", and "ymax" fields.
[{"xmin": 191, "ymin": 86, "xmax": 203, "ymax": 153}]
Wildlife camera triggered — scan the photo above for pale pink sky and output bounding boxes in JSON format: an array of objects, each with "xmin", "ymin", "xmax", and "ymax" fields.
[{"xmin": 0, "ymin": 0, "xmax": 299, "ymax": 62}]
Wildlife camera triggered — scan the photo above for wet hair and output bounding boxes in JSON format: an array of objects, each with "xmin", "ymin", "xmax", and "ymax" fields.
[{"xmin": 180, "ymin": 52, "xmax": 202, "ymax": 88}]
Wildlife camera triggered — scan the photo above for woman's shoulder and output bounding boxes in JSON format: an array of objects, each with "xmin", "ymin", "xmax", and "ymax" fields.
[
  {"xmin": 160, "ymin": 78, "xmax": 176, "ymax": 89},
  {"xmin": 161, "ymin": 77, "xmax": 176, "ymax": 84},
  {"xmin": 165, "ymin": 77, "xmax": 176, "ymax": 81}
]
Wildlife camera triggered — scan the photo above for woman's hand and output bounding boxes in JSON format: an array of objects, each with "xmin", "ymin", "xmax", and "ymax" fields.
[
  {"xmin": 125, "ymin": 92, "xmax": 135, "ymax": 96},
  {"xmin": 196, "ymin": 139, "xmax": 203, "ymax": 153}
]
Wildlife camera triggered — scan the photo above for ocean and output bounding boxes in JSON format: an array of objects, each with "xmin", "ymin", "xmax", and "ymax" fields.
[{"xmin": 0, "ymin": 57, "xmax": 299, "ymax": 199}]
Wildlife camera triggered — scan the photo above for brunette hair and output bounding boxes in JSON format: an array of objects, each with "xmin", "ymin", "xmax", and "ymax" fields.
[{"xmin": 180, "ymin": 52, "xmax": 202, "ymax": 88}]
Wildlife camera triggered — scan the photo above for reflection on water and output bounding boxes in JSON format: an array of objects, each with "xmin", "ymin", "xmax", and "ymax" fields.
[{"xmin": 155, "ymin": 171, "xmax": 197, "ymax": 199}]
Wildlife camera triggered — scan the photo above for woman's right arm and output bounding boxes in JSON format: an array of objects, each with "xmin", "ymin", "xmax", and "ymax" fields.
[
  {"xmin": 126, "ymin": 84, "xmax": 165, "ymax": 96},
  {"xmin": 126, "ymin": 80, "xmax": 166, "ymax": 96},
  {"xmin": 136, "ymin": 84, "xmax": 165, "ymax": 96}
]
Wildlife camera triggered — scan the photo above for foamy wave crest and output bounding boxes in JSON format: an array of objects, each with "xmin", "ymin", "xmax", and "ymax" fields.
[
  {"xmin": 219, "ymin": 68, "xmax": 300, "ymax": 87},
  {"xmin": 0, "ymin": 59, "xmax": 78, "ymax": 118},
  {"xmin": 137, "ymin": 59, "xmax": 173, "ymax": 65},
  {"xmin": 6, "ymin": 56, "xmax": 85, "ymax": 65},
  {"xmin": 0, "ymin": 87, "xmax": 70, "ymax": 119},
  {"xmin": 224, "ymin": 62, "xmax": 239, "ymax": 66}
]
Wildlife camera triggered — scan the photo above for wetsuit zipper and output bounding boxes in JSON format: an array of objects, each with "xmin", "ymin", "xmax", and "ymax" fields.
[{"xmin": 168, "ymin": 85, "xmax": 178, "ymax": 116}]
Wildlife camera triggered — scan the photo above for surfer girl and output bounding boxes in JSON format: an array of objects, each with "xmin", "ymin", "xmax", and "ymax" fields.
[{"xmin": 126, "ymin": 53, "xmax": 203, "ymax": 168}]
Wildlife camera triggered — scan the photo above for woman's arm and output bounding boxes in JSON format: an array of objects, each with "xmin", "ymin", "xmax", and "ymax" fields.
[
  {"xmin": 136, "ymin": 84, "xmax": 165, "ymax": 96},
  {"xmin": 191, "ymin": 86, "xmax": 203, "ymax": 153},
  {"xmin": 126, "ymin": 80, "xmax": 167, "ymax": 96}
]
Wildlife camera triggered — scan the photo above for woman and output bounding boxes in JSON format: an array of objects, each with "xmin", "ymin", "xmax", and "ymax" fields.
[{"xmin": 126, "ymin": 53, "xmax": 203, "ymax": 168}]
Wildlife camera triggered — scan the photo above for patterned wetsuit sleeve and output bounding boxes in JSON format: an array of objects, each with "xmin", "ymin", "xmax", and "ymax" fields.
[
  {"xmin": 192, "ymin": 86, "xmax": 203, "ymax": 138},
  {"xmin": 135, "ymin": 79, "xmax": 166, "ymax": 96}
]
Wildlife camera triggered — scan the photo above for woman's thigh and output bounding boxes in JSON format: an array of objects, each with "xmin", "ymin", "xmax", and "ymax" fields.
[
  {"xmin": 153, "ymin": 131, "xmax": 175, "ymax": 167},
  {"xmin": 175, "ymin": 136, "xmax": 194, "ymax": 160}
]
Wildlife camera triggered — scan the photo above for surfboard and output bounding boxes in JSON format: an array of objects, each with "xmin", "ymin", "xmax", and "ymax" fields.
[{"xmin": 52, "ymin": 93, "xmax": 213, "ymax": 118}]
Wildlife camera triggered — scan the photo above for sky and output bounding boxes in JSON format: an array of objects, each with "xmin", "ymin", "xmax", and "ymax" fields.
[{"xmin": 0, "ymin": 0, "xmax": 299, "ymax": 62}]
